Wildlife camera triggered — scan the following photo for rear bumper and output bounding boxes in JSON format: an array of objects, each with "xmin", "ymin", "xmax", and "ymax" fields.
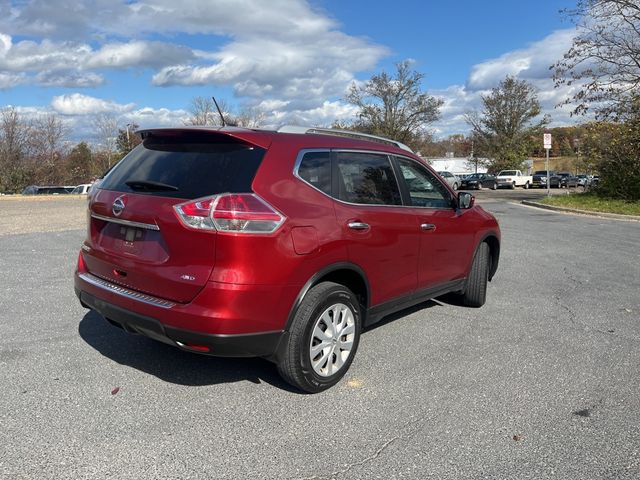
[{"xmin": 77, "ymin": 288, "xmax": 284, "ymax": 357}]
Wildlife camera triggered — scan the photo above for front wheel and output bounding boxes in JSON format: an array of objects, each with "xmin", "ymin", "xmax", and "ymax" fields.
[
  {"xmin": 277, "ymin": 282, "xmax": 361, "ymax": 393},
  {"xmin": 453, "ymin": 182, "xmax": 458, "ymax": 191},
  {"xmin": 461, "ymin": 242, "xmax": 490, "ymax": 307},
  {"xmin": 492, "ymin": 182, "xmax": 497, "ymax": 190},
  {"xmin": 510, "ymin": 182, "xmax": 516, "ymax": 190}
]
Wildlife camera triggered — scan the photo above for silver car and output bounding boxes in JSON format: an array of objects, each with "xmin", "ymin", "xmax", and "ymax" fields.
[{"xmin": 437, "ymin": 171, "xmax": 460, "ymax": 191}]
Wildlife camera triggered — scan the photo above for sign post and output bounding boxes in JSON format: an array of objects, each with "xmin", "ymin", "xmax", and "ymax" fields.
[{"xmin": 543, "ymin": 133, "xmax": 552, "ymax": 196}]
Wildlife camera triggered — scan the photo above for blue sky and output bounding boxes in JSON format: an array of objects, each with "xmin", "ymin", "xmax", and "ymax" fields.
[{"xmin": 0, "ymin": 0, "xmax": 581, "ymax": 140}]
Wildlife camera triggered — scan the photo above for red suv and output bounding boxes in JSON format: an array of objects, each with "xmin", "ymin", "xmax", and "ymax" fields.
[{"xmin": 74, "ymin": 126, "xmax": 500, "ymax": 392}]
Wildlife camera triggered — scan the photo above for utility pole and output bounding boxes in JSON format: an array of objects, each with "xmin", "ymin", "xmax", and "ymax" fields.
[{"xmin": 543, "ymin": 133, "xmax": 552, "ymax": 196}]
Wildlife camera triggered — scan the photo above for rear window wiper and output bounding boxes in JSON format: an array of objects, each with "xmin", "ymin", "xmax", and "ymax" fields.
[{"xmin": 125, "ymin": 180, "xmax": 179, "ymax": 192}]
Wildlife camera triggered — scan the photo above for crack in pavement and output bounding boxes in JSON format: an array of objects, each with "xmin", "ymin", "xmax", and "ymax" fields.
[
  {"xmin": 553, "ymin": 267, "xmax": 614, "ymax": 337},
  {"xmin": 294, "ymin": 416, "xmax": 425, "ymax": 480}
]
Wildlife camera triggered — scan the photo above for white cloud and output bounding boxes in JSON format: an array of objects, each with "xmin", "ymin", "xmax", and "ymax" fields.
[
  {"xmin": 0, "ymin": 34, "xmax": 195, "ymax": 87},
  {"xmin": 467, "ymin": 29, "xmax": 576, "ymax": 91},
  {"xmin": 87, "ymin": 41, "xmax": 194, "ymax": 69},
  {"xmin": 51, "ymin": 94, "xmax": 135, "ymax": 116},
  {"xmin": 0, "ymin": 72, "xmax": 25, "ymax": 89},
  {"xmin": 429, "ymin": 29, "xmax": 589, "ymax": 137}
]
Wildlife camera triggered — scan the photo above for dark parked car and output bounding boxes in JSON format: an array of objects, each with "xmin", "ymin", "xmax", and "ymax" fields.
[
  {"xmin": 460, "ymin": 173, "xmax": 498, "ymax": 190},
  {"xmin": 74, "ymin": 126, "xmax": 501, "ymax": 393},
  {"xmin": 22, "ymin": 185, "xmax": 75, "ymax": 195},
  {"xmin": 532, "ymin": 170, "xmax": 556, "ymax": 188},
  {"xmin": 556, "ymin": 172, "xmax": 578, "ymax": 188}
]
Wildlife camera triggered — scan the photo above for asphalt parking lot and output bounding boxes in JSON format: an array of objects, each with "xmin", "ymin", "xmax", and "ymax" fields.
[{"xmin": 1, "ymin": 194, "xmax": 639, "ymax": 479}]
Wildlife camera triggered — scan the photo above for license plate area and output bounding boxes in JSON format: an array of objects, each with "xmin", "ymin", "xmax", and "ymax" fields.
[{"xmin": 116, "ymin": 226, "xmax": 144, "ymax": 254}]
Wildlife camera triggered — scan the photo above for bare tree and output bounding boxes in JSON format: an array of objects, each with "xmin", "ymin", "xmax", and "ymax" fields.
[
  {"xmin": 185, "ymin": 96, "xmax": 237, "ymax": 126},
  {"xmin": 93, "ymin": 114, "xmax": 119, "ymax": 170},
  {"xmin": 234, "ymin": 107, "xmax": 266, "ymax": 128},
  {"xmin": 345, "ymin": 60, "xmax": 443, "ymax": 148},
  {"xmin": 0, "ymin": 107, "xmax": 32, "ymax": 192},
  {"xmin": 32, "ymin": 114, "xmax": 67, "ymax": 165},
  {"xmin": 553, "ymin": 0, "xmax": 640, "ymax": 117}
]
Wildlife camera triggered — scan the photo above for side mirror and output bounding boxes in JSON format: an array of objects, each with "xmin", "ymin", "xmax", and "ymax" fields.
[{"xmin": 458, "ymin": 192, "xmax": 475, "ymax": 209}]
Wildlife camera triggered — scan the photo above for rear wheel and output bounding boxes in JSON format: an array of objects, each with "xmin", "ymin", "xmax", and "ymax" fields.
[
  {"xmin": 277, "ymin": 282, "xmax": 361, "ymax": 393},
  {"xmin": 461, "ymin": 242, "xmax": 490, "ymax": 307},
  {"xmin": 523, "ymin": 181, "xmax": 529, "ymax": 189},
  {"xmin": 453, "ymin": 182, "xmax": 459, "ymax": 191}
]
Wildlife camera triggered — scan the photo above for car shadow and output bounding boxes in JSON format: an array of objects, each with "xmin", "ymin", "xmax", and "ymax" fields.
[{"xmin": 78, "ymin": 310, "xmax": 298, "ymax": 392}]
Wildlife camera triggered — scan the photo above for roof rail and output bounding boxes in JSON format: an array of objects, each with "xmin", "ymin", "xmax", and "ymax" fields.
[{"xmin": 276, "ymin": 125, "xmax": 413, "ymax": 153}]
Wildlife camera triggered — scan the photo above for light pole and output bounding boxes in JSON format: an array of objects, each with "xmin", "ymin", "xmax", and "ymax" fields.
[{"xmin": 126, "ymin": 123, "xmax": 132, "ymax": 151}]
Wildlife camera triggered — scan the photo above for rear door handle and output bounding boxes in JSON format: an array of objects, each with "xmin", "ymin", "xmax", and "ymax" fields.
[
  {"xmin": 348, "ymin": 221, "xmax": 370, "ymax": 231},
  {"xmin": 420, "ymin": 223, "xmax": 436, "ymax": 231}
]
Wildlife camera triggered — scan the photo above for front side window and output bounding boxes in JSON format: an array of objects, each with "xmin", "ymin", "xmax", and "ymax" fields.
[
  {"xmin": 397, "ymin": 158, "xmax": 452, "ymax": 209},
  {"xmin": 335, "ymin": 152, "xmax": 401, "ymax": 205}
]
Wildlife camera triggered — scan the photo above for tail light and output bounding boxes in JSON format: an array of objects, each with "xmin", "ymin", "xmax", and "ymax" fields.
[{"xmin": 174, "ymin": 193, "xmax": 285, "ymax": 234}]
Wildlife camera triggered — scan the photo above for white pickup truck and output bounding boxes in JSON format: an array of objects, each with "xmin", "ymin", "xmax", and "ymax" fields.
[{"xmin": 496, "ymin": 170, "xmax": 533, "ymax": 189}]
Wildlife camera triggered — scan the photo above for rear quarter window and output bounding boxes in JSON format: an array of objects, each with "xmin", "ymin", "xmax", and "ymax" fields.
[{"xmin": 297, "ymin": 151, "xmax": 331, "ymax": 195}]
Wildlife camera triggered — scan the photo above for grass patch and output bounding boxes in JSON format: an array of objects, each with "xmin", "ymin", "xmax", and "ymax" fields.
[{"xmin": 539, "ymin": 192, "xmax": 640, "ymax": 216}]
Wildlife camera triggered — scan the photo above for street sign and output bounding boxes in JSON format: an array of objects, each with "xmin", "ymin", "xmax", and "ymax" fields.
[{"xmin": 543, "ymin": 133, "xmax": 552, "ymax": 150}]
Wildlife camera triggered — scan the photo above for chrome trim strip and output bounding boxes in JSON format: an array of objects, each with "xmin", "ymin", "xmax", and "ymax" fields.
[
  {"xmin": 293, "ymin": 149, "xmax": 454, "ymax": 211},
  {"xmin": 91, "ymin": 213, "xmax": 160, "ymax": 231},
  {"xmin": 78, "ymin": 272, "xmax": 175, "ymax": 309}
]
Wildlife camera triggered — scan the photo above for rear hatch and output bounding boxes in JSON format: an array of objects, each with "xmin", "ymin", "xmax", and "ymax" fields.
[{"xmin": 84, "ymin": 130, "xmax": 267, "ymax": 303}]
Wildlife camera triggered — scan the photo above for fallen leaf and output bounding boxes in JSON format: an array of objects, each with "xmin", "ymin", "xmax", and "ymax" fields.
[
  {"xmin": 111, "ymin": 387, "xmax": 120, "ymax": 395},
  {"xmin": 346, "ymin": 379, "xmax": 364, "ymax": 388}
]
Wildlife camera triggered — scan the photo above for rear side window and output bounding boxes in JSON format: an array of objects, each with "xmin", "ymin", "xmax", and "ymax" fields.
[
  {"xmin": 99, "ymin": 133, "xmax": 265, "ymax": 199},
  {"xmin": 336, "ymin": 152, "xmax": 401, "ymax": 205},
  {"xmin": 297, "ymin": 151, "xmax": 331, "ymax": 195}
]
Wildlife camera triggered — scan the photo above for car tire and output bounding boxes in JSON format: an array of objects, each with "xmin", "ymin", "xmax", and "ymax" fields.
[
  {"xmin": 510, "ymin": 182, "xmax": 515, "ymax": 190},
  {"xmin": 453, "ymin": 182, "xmax": 458, "ymax": 191},
  {"xmin": 523, "ymin": 181, "xmax": 529, "ymax": 189},
  {"xmin": 462, "ymin": 242, "xmax": 489, "ymax": 308},
  {"xmin": 492, "ymin": 182, "xmax": 497, "ymax": 190},
  {"xmin": 277, "ymin": 282, "xmax": 361, "ymax": 393},
  {"xmin": 477, "ymin": 183, "xmax": 482, "ymax": 190}
]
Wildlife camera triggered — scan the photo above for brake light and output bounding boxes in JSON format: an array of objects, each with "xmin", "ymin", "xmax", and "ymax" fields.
[
  {"xmin": 174, "ymin": 198, "xmax": 216, "ymax": 230},
  {"xmin": 174, "ymin": 194, "xmax": 285, "ymax": 234}
]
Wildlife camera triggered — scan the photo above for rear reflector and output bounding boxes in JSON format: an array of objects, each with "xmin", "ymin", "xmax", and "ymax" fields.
[{"xmin": 174, "ymin": 193, "xmax": 285, "ymax": 234}]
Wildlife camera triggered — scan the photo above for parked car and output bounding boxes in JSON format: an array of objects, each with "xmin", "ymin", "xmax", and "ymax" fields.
[
  {"xmin": 531, "ymin": 170, "xmax": 561, "ymax": 188},
  {"xmin": 74, "ymin": 126, "xmax": 501, "ymax": 393},
  {"xmin": 437, "ymin": 171, "xmax": 460, "ymax": 190},
  {"xmin": 71, "ymin": 183, "xmax": 93, "ymax": 195},
  {"xmin": 460, "ymin": 173, "xmax": 498, "ymax": 190},
  {"xmin": 496, "ymin": 170, "xmax": 532, "ymax": 189},
  {"xmin": 556, "ymin": 172, "xmax": 578, "ymax": 188},
  {"xmin": 576, "ymin": 174, "xmax": 592, "ymax": 187},
  {"xmin": 22, "ymin": 185, "xmax": 75, "ymax": 195}
]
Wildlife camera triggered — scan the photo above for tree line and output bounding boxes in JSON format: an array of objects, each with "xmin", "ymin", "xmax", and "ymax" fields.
[{"xmin": 1, "ymin": 0, "xmax": 637, "ymax": 200}]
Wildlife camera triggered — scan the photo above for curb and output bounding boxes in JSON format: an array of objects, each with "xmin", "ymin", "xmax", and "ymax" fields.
[{"xmin": 521, "ymin": 200, "xmax": 640, "ymax": 222}]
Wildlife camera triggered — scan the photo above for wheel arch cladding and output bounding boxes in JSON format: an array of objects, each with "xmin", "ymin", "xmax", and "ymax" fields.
[
  {"xmin": 285, "ymin": 263, "xmax": 370, "ymax": 332},
  {"xmin": 482, "ymin": 234, "xmax": 500, "ymax": 281}
]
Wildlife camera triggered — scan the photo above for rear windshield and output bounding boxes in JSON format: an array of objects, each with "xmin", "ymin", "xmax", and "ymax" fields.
[{"xmin": 99, "ymin": 133, "xmax": 266, "ymax": 199}]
